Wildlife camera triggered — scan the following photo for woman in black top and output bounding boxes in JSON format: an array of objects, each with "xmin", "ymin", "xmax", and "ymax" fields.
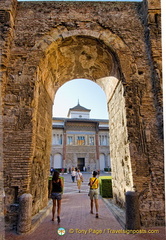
[{"xmin": 51, "ymin": 171, "xmax": 63, "ymax": 223}]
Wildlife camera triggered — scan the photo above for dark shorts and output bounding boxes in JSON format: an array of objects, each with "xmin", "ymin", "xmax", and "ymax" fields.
[{"xmin": 51, "ymin": 192, "xmax": 62, "ymax": 200}]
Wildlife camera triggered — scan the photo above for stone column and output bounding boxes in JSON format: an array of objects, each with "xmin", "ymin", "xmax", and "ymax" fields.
[
  {"xmin": 0, "ymin": 191, "xmax": 5, "ymax": 240},
  {"xmin": 63, "ymin": 121, "xmax": 67, "ymax": 164},
  {"xmin": 0, "ymin": 53, "xmax": 5, "ymax": 240},
  {"xmin": 95, "ymin": 123, "xmax": 99, "ymax": 161},
  {"xmin": 125, "ymin": 191, "xmax": 140, "ymax": 230},
  {"xmin": 17, "ymin": 193, "xmax": 32, "ymax": 234}
]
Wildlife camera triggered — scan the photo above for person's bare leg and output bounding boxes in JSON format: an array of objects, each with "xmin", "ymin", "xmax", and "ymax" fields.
[
  {"xmin": 77, "ymin": 180, "xmax": 81, "ymax": 192},
  {"xmin": 79, "ymin": 181, "xmax": 81, "ymax": 192},
  {"xmin": 57, "ymin": 199, "xmax": 61, "ymax": 223},
  {"xmin": 90, "ymin": 200, "xmax": 93, "ymax": 213},
  {"xmin": 57, "ymin": 199, "xmax": 61, "ymax": 216},
  {"xmin": 95, "ymin": 199, "xmax": 99, "ymax": 218},
  {"xmin": 52, "ymin": 199, "xmax": 56, "ymax": 221}
]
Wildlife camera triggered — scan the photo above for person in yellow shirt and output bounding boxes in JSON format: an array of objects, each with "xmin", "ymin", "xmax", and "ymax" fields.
[{"xmin": 88, "ymin": 171, "xmax": 99, "ymax": 218}]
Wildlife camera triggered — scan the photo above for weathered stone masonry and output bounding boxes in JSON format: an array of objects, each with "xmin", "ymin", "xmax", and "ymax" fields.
[{"xmin": 0, "ymin": 0, "xmax": 164, "ymax": 230}]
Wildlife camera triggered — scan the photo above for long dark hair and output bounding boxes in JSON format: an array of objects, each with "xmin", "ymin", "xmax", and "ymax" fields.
[{"xmin": 52, "ymin": 170, "xmax": 60, "ymax": 182}]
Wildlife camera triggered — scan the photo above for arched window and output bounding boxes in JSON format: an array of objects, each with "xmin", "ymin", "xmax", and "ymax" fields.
[{"xmin": 53, "ymin": 154, "xmax": 62, "ymax": 169}]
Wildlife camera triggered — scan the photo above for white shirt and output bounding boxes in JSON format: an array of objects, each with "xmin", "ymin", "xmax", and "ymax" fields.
[
  {"xmin": 76, "ymin": 172, "xmax": 82, "ymax": 180},
  {"xmin": 71, "ymin": 170, "xmax": 76, "ymax": 176}
]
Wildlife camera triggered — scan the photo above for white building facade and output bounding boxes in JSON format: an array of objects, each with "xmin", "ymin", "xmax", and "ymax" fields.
[{"xmin": 51, "ymin": 102, "xmax": 111, "ymax": 172}]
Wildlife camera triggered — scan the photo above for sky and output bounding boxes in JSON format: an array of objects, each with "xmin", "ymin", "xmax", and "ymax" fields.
[{"xmin": 53, "ymin": 79, "xmax": 109, "ymax": 119}]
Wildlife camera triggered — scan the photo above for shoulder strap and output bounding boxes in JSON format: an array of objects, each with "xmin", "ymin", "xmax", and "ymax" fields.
[{"xmin": 91, "ymin": 178, "xmax": 97, "ymax": 186}]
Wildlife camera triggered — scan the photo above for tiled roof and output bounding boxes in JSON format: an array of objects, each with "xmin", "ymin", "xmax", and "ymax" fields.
[{"xmin": 69, "ymin": 102, "xmax": 91, "ymax": 112}]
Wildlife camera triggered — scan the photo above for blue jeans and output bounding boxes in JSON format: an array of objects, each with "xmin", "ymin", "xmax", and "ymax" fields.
[{"xmin": 71, "ymin": 176, "xmax": 75, "ymax": 182}]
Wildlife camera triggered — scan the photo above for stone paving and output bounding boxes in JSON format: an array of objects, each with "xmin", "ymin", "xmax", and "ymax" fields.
[{"xmin": 5, "ymin": 173, "xmax": 165, "ymax": 240}]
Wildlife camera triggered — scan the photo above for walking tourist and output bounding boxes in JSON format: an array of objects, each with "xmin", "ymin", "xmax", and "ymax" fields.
[
  {"xmin": 50, "ymin": 167, "xmax": 54, "ymax": 176},
  {"xmin": 76, "ymin": 169, "xmax": 83, "ymax": 193},
  {"xmin": 71, "ymin": 167, "xmax": 76, "ymax": 182},
  {"xmin": 51, "ymin": 170, "xmax": 63, "ymax": 223},
  {"xmin": 88, "ymin": 170, "xmax": 99, "ymax": 218}
]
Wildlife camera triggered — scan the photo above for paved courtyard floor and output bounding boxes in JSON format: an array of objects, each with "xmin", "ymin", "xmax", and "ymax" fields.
[{"xmin": 5, "ymin": 173, "xmax": 165, "ymax": 240}]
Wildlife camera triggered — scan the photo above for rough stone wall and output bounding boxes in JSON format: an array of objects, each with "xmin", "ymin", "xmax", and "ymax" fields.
[
  {"xmin": 137, "ymin": 0, "xmax": 164, "ymax": 226},
  {"xmin": 0, "ymin": 91, "xmax": 5, "ymax": 239},
  {"xmin": 0, "ymin": 52, "xmax": 5, "ymax": 239},
  {"xmin": 108, "ymin": 80, "xmax": 134, "ymax": 207},
  {"xmin": 0, "ymin": 0, "xmax": 164, "ymax": 229},
  {"xmin": 0, "ymin": 0, "xmax": 20, "ymax": 230},
  {"xmin": 29, "ymin": 81, "xmax": 52, "ymax": 216}
]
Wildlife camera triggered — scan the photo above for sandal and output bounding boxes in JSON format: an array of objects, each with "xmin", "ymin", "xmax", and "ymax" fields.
[{"xmin": 96, "ymin": 213, "xmax": 99, "ymax": 218}]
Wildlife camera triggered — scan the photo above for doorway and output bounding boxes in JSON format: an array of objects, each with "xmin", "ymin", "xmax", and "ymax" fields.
[
  {"xmin": 99, "ymin": 154, "xmax": 105, "ymax": 171},
  {"xmin": 77, "ymin": 158, "xmax": 85, "ymax": 171},
  {"xmin": 53, "ymin": 154, "xmax": 62, "ymax": 169}
]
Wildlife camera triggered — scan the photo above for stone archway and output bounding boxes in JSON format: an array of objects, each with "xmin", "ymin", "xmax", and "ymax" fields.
[
  {"xmin": 34, "ymin": 34, "xmax": 134, "ymax": 208},
  {"xmin": 4, "ymin": 32, "xmax": 163, "ymax": 227},
  {"xmin": 31, "ymin": 33, "xmax": 138, "ymax": 219},
  {"xmin": 1, "ymin": 0, "xmax": 164, "ymax": 229}
]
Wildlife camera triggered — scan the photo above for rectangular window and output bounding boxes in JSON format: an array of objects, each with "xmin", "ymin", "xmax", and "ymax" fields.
[
  {"xmin": 77, "ymin": 136, "xmax": 85, "ymax": 145},
  {"xmin": 59, "ymin": 134, "xmax": 62, "ymax": 145},
  {"xmin": 52, "ymin": 134, "xmax": 56, "ymax": 145},
  {"xmin": 67, "ymin": 136, "xmax": 73, "ymax": 145},
  {"xmin": 89, "ymin": 136, "xmax": 94, "ymax": 145},
  {"xmin": 99, "ymin": 135, "xmax": 108, "ymax": 146},
  {"xmin": 52, "ymin": 134, "xmax": 63, "ymax": 145}
]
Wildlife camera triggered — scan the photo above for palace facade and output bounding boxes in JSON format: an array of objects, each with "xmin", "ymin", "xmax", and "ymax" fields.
[{"xmin": 51, "ymin": 102, "xmax": 110, "ymax": 171}]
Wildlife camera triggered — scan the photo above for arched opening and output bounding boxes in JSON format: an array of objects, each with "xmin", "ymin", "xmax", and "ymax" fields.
[
  {"xmin": 31, "ymin": 35, "xmax": 133, "ymax": 216},
  {"xmin": 53, "ymin": 153, "xmax": 62, "ymax": 169},
  {"xmin": 99, "ymin": 153, "xmax": 106, "ymax": 171},
  {"xmin": 52, "ymin": 78, "xmax": 109, "ymax": 173},
  {"xmin": 108, "ymin": 154, "xmax": 111, "ymax": 169}
]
